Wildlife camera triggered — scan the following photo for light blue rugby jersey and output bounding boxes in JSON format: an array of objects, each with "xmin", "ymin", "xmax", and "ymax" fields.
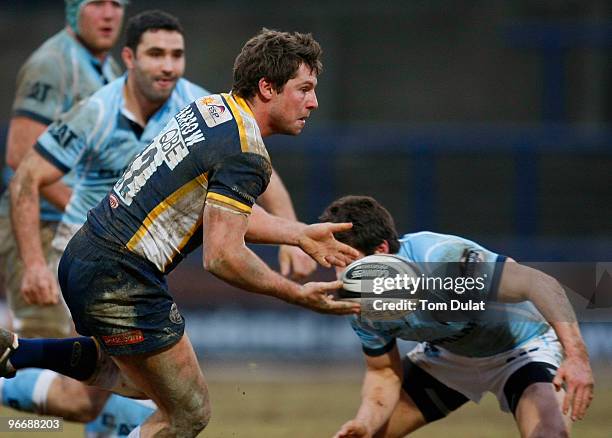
[
  {"xmin": 34, "ymin": 75, "xmax": 208, "ymax": 246},
  {"xmin": 1, "ymin": 29, "xmax": 122, "ymax": 221},
  {"xmin": 350, "ymin": 232, "xmax": 550, "ymax": 357}
]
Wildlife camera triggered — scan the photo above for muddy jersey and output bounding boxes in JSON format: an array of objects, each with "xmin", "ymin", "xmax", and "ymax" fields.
[
  {"xmin": 1, "ymin": 29, "xmax": 121, "ymax": 221},
  {"xmin": 87, "ymin": 93, "xmax": 272, "ymax": 274},
  {"xmin": 350, "ymin": 232, "xmax": 550, "ymax": 358},
  {"xmin": 34, "ymin": 75, "xmax": 208, "ymax": 250}
]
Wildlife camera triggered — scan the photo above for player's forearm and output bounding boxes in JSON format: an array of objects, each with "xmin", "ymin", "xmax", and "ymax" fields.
[
  {"xmin": 550, "ymin": 322, "xmax": 589, "ymax": 361},
  {"xmin": 204, "ymin": 243, "xmax": 302, "ymax": 304},
  {"xmin": 246, "ymin": 204, "xmax": 305, "ymax": 245},
  {"xmin": 40, "ymin": 180, "xmax": 72, "ymax": 210},
  {"xmin": 520, "ymin": 269, "xmax": 588, "ymax": 359},
  {"xmin": 354, "ymin": 370, "xmax": 401, "ymax": 434},
  {"xmin": 9, "ymin": 172, "xmax": 46, "ymax": 266}
]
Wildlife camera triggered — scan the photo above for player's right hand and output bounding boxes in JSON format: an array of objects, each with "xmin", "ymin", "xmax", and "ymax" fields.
[
  {"xmin": 21, "ymin": 264, "xmax": 59, "ymax": 305},
  {"xmin": 297, "ymin": 280, "xmax": 360, "ymax": 315},
  {"xmin": 333, "ymin": 420, "xmax": 371, "ymax": 438}
]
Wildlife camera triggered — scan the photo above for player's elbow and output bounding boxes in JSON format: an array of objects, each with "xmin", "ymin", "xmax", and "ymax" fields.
[
  {"xmin": 6, "ymin": 151, "xmax": 20, "ymax": 171},
  {"xmin": 9, "ymin": 165, "xmax": 36, "ymax": 198},
  {"xmin": 203, "ymin": 246, "xmax": 232, "ymax": 274}
]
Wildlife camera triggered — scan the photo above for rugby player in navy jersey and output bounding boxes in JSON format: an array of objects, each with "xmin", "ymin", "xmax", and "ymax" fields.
[{"xmin": 1, "ymin": 29, "xmax": 360, "ymax": 437}]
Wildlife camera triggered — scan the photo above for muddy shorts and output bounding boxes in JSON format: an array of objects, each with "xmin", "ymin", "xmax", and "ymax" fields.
[{"xmin": 58, "ymin": 223, "xmax": 185, "ymax": 356}]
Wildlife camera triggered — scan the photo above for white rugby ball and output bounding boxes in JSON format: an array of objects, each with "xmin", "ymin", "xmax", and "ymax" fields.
[{"xmin": 340, "ymin": 254, "xmax": 421, "ymax": 320}]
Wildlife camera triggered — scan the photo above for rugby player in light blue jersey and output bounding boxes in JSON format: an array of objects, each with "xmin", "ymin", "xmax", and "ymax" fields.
[
  {"xmin": 321, "ymin": 196, "xmax": 594, "ymax": 438},
  {"xmin": 0, "ymin": 28, "xmax": 361, "ymax": 438},
  {"xmin": 0, "ymin": 0, "xmax": 124, "ymax": 341},
  {"xmin": 7, "ymin": 9, "xmax": 209, "ymax": 438}
]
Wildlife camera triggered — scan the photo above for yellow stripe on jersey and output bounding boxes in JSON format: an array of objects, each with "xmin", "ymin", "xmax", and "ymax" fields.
[
  {"xmin": 222, "ymin": 93, "xmax": 249, "ymax": 153},
  {"xmin": 164, "ymin": 214, "xmax": 203, "ymax": 271},
  {"xmin": 232, "ymin": 94, "xmax": 254, "ymax": 117},
  {"xmin": 206, "ymin": 192, "xmax": 252, "ymax": 214},
  {"xmin": 127, "ymin": 174, "xmax": 208, "ymax": 251}
]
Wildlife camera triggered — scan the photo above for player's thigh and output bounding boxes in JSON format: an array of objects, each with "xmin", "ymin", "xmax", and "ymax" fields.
[
  {"xmin": 110, "ymin": 334, "xmax": 209, "ymax": 418},
  {"xmin": 376, "ymin": 389, "xmax": 427, "ymax": 438},
  {"xmin": 514, "ymin": 382, "xmax": 570, "ymax": 438}
]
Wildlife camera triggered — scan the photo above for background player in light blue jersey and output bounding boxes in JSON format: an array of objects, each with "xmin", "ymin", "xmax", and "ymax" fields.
[
  {"xmin": 6, "ymin": 9, "xmax": 204, "ymax": 438},
  {"xmin": 0, "ymin": 0, "xmax": 124, "ymax": 340},
  {"xmin": 321, "ymin": 196, "xmax": 594, "ymax": 438}
]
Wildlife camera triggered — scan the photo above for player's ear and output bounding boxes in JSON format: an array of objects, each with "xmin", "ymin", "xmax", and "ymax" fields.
[
  {"xmin": 121, "ymin": 46, "xmax": 135, "ymax": 69},
  {"xmin": 257, "ymin": 77, "xmax": 274, "ymax": 101},
  {"xmin": 373, "ymin": 241, "xmax": 390, "ymax": 254}
]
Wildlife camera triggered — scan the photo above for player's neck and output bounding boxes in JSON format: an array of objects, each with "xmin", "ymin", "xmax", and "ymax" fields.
[
  {"xmin": 244, "ymin": 96, "xmax": 273, "ymax": 137},
  {"xmin": 66, "ymin": 26, "xmax": 108, "ymax": 63},
  {"xmin": 123, "ymin": 79, "xmax": 163, "ymax": 127}
]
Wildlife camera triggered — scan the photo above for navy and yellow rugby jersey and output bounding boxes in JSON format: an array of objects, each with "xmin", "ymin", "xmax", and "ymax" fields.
[{"xmin": 87, "ymin": 93, "xmax": 272, "ymax": 273}]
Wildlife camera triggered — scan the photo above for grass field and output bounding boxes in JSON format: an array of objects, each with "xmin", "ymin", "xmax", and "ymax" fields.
[{"xmin": 0, "ymin": 361, "xmax": 609, "ymax": 437}]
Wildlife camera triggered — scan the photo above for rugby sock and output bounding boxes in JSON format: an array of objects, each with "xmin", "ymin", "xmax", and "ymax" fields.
[
  {"xmin": 9, "ymin": 337, "xmax": 98, "ymax": 381},
  {"xmin": 0, "ymin": 369, "xmax": 56, "ymax": 413}
]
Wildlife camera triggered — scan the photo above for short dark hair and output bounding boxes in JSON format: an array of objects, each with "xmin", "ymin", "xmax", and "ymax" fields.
[
  {"xmin": 319, "ymin": 196, "xmax": 400, "ymax": 255},
  {"xmin": 232, "ymin": 28, "xmax": 323, "ymax": 98},
  {"xmin": 125, "ymin": 10, "xmax": 183, "ymax": 52}
]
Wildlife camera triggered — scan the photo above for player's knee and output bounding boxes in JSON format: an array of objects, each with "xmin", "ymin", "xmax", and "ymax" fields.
[
  {"xmin": 172, "ymin": 389, "xmax": 212, "ymax": 436},
  {"xmin": 527, "ymin": 427, "xmax": 569, "ymax": 438},
  {"xmin": 521, "ymin": 412, "xmax": 569, "ymax": 438}
]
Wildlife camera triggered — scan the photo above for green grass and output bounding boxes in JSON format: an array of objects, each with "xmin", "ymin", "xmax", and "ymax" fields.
[{"xmin": 0, "ymin": 362, "xmax": 609, "ymax": 437}]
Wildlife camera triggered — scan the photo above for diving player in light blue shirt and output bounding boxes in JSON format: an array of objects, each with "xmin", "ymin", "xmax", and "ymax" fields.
[
  {"xmin": 321, "ymin": 196, "xmax": 594, "ymax": 438},
  {"xmin": 7, "ymin": 10, "xmax": 205, "ymax": 438}
]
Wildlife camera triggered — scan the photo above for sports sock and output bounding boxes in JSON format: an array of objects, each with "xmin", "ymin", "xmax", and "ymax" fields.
[
  {"xmin": 9, "ymin": 337, "xmax": 98, "ymax": 381},
  {"xmin": 0, "ymin": 369, "xmax": 57, "ymax": 413}
]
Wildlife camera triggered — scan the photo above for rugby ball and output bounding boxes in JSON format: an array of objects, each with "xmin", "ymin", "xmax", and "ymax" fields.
[{"xmin": 340, "ymin": 254, "xmax": 421, "ymax": 320}]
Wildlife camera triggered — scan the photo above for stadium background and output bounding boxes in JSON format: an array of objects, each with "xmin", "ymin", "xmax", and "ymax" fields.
[{"xmin": 0, "ymin": 1, "xmax": 610, "ymax": 436}]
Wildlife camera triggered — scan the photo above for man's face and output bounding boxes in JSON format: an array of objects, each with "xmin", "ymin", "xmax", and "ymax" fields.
[
  {"xmin": 78, "ymin": 1, "xmax": 124, "ymax": 53},
  {"xmin": 127, "ymin": 30, "xmax": 185, "ymax": 104},
  {"xmin": 268, "ymin": 63, "xmax": 319, "ymax": 135}
]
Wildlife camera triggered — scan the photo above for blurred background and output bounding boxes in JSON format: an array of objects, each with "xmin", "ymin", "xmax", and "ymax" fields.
[{"xmin": 0, "ymin": 1, "xmax": 611, "ymax": 436}]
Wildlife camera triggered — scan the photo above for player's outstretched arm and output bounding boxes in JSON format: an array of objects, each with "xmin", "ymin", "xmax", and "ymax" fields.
[
  {"xmin": 497, "ymin": 260, "xmax": 594, "ymax": 421},
  {"xmin": 202, "ymin": 202, "xmax": 360, "ymax": 315},
  {"xmin": 246, "ymin": 204, "xmax": 358, "ymax": 268},
  {"xmin": 334, "ymin": 345, "xmax": 403, "ymax": 438},
  {"xmin": 9, "ymin": 149, "xmax": 65, "ymax": 305},
  {"xmin": 256, "ymin": 167, "xmax": 316, "ymax": 280}
]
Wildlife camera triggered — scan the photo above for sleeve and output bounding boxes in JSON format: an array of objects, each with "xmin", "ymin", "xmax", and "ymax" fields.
[
  {"xmin": 408, "ymin": 233, "xmax": 507, "ymax": 302},
  {"xmin": 205, "ymin": 152, "xmax": 272, "ymax": 215},
  {"xmin": 12, "ymin": 54, "xmax": 65, "ymax": 125},
  {"xmin": 349, "ymin": 316, "xmax": 397, "ymax": 357},
  {"xmin": 34, "ymin": 98, "xmax": 102, "ymax": 174}
]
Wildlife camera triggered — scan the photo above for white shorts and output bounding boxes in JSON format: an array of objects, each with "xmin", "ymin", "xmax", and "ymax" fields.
[{"xmin": 406, "ymin": 328, "xmax": 563, "ymax": 413}]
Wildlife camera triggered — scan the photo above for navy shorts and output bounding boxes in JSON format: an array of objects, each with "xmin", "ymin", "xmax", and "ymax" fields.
[{"xmin": 58, "ymin": 224, "xmax": 185, "ymax": 356}]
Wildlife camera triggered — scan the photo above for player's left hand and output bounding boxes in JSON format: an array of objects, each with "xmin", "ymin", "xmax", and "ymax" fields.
[
  {"xmin": 333, "ymin": 419, "xmax": 371, "ymax": 438},
  {"xmin": 297, "ymin": 280, "xmax": 360, "ymax": 315},
  {"xmin": 298, "ymin": 222, "xmax": 359, "ymax": 268},
  {"xmin": 279, "ymin": 245, "xmax": 317, "ymax": 280},
  {"xmin": 553, "ymin": 355, "xmax": 594, "ymax": 421}
]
